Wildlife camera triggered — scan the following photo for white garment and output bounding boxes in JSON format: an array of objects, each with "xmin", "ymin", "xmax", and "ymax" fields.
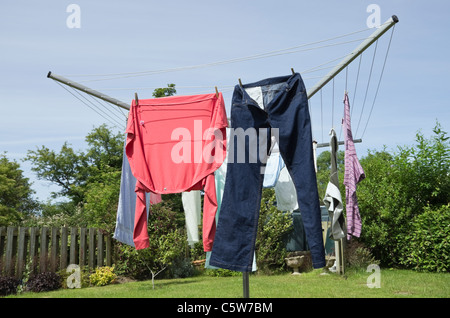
[
  {"xmin": 274, "ymin": 166, "xmax": 299, "ymax": 212},
  {"xmin": 182, "ymin": 191, "xmax": 202, "ymax": 247},
  {"xmin": 263, "ymin": 142, "xmax": 285, "ymax": 188}
]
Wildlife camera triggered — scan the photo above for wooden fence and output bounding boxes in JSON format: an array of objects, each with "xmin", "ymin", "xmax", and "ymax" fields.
[{"xmin": 0, "ymin": 226, "xmax": 114, "ymax": 279}]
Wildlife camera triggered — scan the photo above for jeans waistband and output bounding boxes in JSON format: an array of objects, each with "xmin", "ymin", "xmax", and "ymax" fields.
[{"xmin": 233, "ymin": 72, "xmax": 305, "ymax": 107}]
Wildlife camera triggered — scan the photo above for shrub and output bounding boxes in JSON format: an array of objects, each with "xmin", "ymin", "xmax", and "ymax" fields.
[
  {"xmin": 26, "ymin": 272, "xmax": 61, "ymax": 293},
  {"xmin": 114, "ymin": 201, "xmax": 189, "ymax": 280},
  {"xmin": 89, "ymin": 266, "xmax": 117, "ymax": 286},
  {"xmin": 204, "ymin": 268, "xmax": 241, "ymax": 277},
  {"xmin": 399, "ymin": 204, "xmax": 450, "ymax": 272},
  {"xmin": 255, "ymin": 188, "xmax": 293, "ymax": 274},
  {"xmin": 345, "ymin": 240, "xmax": 379, "ymax": 269},
  {"xmin": 358, "ymin": 123, "xmax": 450, "ymax": 267},
  {"xmin": 59, "ymin": 266, "xmax": 91, "ymax": 289},
  {"xmin": 0, "ymin": 276, "xmax": 20, "ymax": 297}
]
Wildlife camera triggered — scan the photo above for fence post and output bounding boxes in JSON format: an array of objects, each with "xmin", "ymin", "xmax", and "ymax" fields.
[
  {"xmin": 70, "ymin": 227, "xmax": 78, "ymax": 265},
  {"xmin": 40, "ymin": 227, "xmax": 49, "ymax": 273},
  {"xmin": 79, "ymin": 227, "xmax": 87, "ymax": 268},
  {"xmin": 50, "ymin": 227, "xmax": 59, "ymax": 272},
  {"xmin": 17, "ymin": 227, "xmax": 28, "ymax": 279},
  {"xmin": 89, "ymin": 228, "xmax": 96, "ymax": 269},
  {"xmin": 5, "ymin": 227, "xmax": 17, "ymax": 277},
  {"xmin": 105, "ymin": 234, "xmax": 112, "ymax": 266},
  {"xmin": 60, "ymin": 227, "xmax": 68, "ymax": 270},
  {"xmin": 0, "ymin": 227, "xmax": 5, "ymax": 275},
  {"xmin": 97, "ymin": 230, "xmax": 104, "ymax": 267},
  {"xmin": 29, "ymin": 227, "xmax": 38, "ymax": 275}
]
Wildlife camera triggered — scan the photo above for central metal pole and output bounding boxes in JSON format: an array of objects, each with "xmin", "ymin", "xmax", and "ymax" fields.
[{"xmin": 243, "ymin": 272, "xmax": 250, "ymax": 298}]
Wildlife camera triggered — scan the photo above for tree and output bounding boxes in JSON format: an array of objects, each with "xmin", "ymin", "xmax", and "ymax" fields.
[
  {"xmin": 0, "ymin": 153, "xmax": 39, "ymax": 226},
  {"xmin": 25, "ymin": 124, "xmax": 124, "ymax": 208},
  {"xmin": 152, "ymin": 83, "xmax": 176, "ymax": 98}
]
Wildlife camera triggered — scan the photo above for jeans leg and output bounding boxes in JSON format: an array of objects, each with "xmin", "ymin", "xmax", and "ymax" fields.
[
  {"xmin": 209, "ymin": 105, "xmax": 270, "ymax": 272},
  {"xmin": 268, "ymin": 87, "xmax": 326, "ymax": 269}
]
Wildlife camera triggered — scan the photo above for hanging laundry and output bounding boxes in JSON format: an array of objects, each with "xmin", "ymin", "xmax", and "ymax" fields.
[
  {"xmin": 323, "ymin": 128, "xmax": 345, "ymax": 240},
  {"xmin": 274, "ymin": 166, "xmax": 299, "ymax": 212},
  {"xmin": 262, "ymin": 138, "xmax": 298, "ymax": 212},
  {"xmin": 343, "ymin": 92, "xmax": 365, "ymax": 239},
  {"xmin": 113, "ymin": 141, "xmax": 161, "ymax": 247},
  {"xmin": 313, "ymin": 140, "xmax": 318, "ymax": 173},
  {"xmin": 126, "ymin": 93, "xmax": 228, "ymax": 251},
  {"xmin": 205, "ymin": 128, "xmax": 257, "ymax": 271},
  {"xmin": 262, "ymin": 140, "xmax": 285, "ymax": 188},
  {"xmin": 210, "ymin": 73, "xmax": 326, "ymax": 272},
  {"xmin": 182, "ymin": 191, "xmax": 202, "ymax": 247}
]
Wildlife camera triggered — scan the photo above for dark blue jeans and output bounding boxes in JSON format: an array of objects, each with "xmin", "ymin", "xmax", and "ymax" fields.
[{"xmin": 209, "ymin": 73, "xmax": 326, "ymax": 272}]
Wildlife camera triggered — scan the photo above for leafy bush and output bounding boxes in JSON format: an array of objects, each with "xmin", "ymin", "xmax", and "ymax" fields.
[
  {"xmin": 26, "ymin": 272, "xmax": 61, "ymax": 292},
  {"xmin": 204, "ymin": 268, "xmax": 242, "ymax": 277},
  {"xmin": 59, "ymin": 266, "xmax": 91, "ymax": 289},
  {"xmin": 358, "ymin": 122, "xmax": 450, "ymax": 268},
  {"xmin": 114, "ymin": 201, "xmax": 189, "ymax": 280},
  {"xmin": 345, "ymin": 240, "xmax": 379, "ymax": 269},
  {"xmin": 89, "ymin": 266, "xmax": 117, "ymax": 286},
  {"xmin": 0, "ymin": 276, "xmax": 20, "ymax": 297},
  {"xmin": 255, "ymin": 188, "xmax": 293, "ymax": 274},
  {"xmin": 167, "ymin": 258, "xmax": 196, "ymax": 279},
  {"xmin": 399, "ymin": 204, "xmax": 450, "ymax": 272}
]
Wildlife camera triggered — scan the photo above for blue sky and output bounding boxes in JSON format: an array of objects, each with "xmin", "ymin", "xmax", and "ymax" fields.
[{"xmin": 1, "ymin": 1, "xmax": 449, "ymax": 202}]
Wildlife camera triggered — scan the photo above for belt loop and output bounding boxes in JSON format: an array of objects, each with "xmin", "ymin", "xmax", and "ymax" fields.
[{"xmin": 238, "ymin": 83, "xmax": 248, "ymax": 105}]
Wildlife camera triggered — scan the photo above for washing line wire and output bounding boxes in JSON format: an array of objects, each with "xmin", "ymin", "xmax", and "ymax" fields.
[
  {"xmin": 77, "ymin": 38, "xmax": 372, "ymax": 83},
  {"xmin": 320, "ymin": 89, "xmax": 324, "ymax": 142},
  {"xmin": 76, "ymin": 89, "xmax": 126, "ymax": 127},
  {"xmin": 88, "ymin": 93, "xmax": 127, "ymax": 122},
  {"xmin": 351, "ymin": 54, "xmax": 363, "ymax": 118},
  {"xmin": 355, "ymin": 39, "xmax": 379, "ymax": 137},
  {"xmin": 54, "ymin": 81, "xmax": 125, "ymax": 130},
  {"xmin": 360, "ymin": 25, "xmax": 396, "ymax": 139},
  {"xmin": 93, "ymin": 54, "xmax": 349, "ymax": 94},
  {"xmin": 65, "ymin": 26, "xmax": 375, "ymax": 80}
]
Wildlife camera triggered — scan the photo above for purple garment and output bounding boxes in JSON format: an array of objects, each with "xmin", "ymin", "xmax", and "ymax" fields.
[{"xmin": 343, "ymin": 92, "xmax": 365, "ymax": 239}]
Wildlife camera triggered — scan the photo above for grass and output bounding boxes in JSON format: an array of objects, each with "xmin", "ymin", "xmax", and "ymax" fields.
[{"xmin": 5, "ymin": 268, "xmax": 450, "ymax": 299}]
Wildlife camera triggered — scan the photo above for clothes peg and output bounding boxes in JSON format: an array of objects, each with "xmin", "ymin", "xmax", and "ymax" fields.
[
  {"xmin": 135, "ymin": 92, "xmax": 139, "ymax": 105},
  {"xmin": 238, "ymin": 78, "xmax": 243, "ymax": 87},
  {"xmin": 291, "ymin": 68, "xmax": 295, "ymax": 75},
  {"xmin": 215, "ymin": 86, "xmax": 219, "ymax": 98}
]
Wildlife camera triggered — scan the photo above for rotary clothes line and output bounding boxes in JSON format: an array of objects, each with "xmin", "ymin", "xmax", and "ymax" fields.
[{"xmin": 47, "ymin": 15, "xmax": 398, "ymax": 298}]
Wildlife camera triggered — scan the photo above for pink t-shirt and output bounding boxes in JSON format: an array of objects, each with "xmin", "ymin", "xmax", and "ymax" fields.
[{"xmin": 126, "ymin": 93, "xmax": 228, "ymax": 250}]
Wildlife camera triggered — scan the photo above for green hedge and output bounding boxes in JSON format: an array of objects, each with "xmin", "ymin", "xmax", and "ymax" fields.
[{"xmin": 398, "ymin": 204, "xmax": 450, "ymax": 272}]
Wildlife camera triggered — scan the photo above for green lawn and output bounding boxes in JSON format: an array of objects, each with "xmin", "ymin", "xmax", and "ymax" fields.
[{"xmin": 6, "ymin": 268, "xmax": 450, "ymax": 299}]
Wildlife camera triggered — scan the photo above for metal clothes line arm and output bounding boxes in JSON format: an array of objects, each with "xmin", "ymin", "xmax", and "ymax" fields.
[
  {"xmin": 316, "ymin": 138, "xmax": 362, "ymax": 149},
  {"xmin": 307, "ymin": 15, "xmax": 398, "ymax": 99},
  {"xmin": 47, "ymin": 71, "xmax": 131, "ymax": 110}
]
